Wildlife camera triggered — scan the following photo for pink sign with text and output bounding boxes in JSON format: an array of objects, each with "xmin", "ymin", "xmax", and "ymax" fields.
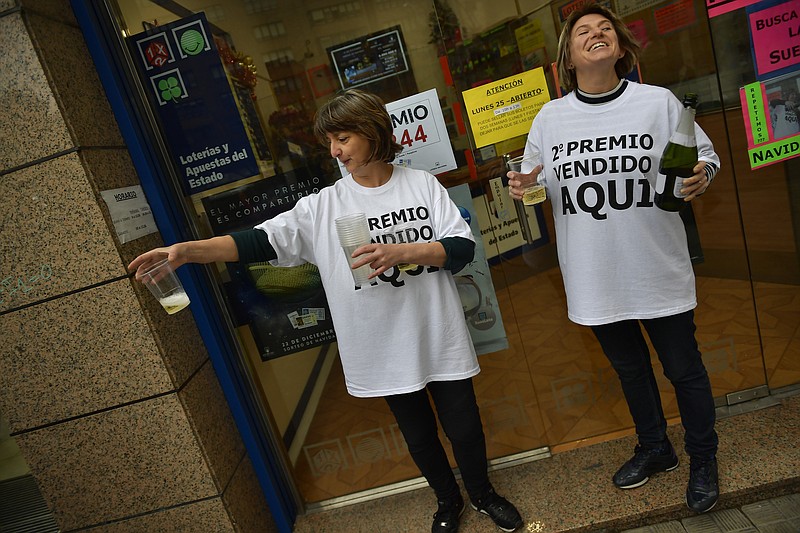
[
  {"xmin": 749, "ymin": 0, "xmax": 800, "ymax": 77},
  {"xmin": 706, "ymin": 0, "xmax": 761, "ymax": 18}
]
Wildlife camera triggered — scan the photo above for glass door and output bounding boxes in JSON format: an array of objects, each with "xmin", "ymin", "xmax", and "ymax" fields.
[
  {"xmin": 439, "ymin": 0, "xmax": 793, "ymax": 452},
  {"xmin": 109, "ymin": 0, "xmax": 551, "ymax": 507},
  {"xmin": 106, "ymin": 0, "xmax": 796, "ymax": 511},
  {"xmin": 706, "ymin": 9, "xmax": 800, "ymax": 393}
]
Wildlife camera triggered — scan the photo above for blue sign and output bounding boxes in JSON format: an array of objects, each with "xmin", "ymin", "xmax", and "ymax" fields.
[{"xmin": 129, "ymin": 13, "xmax": 259, "ymax": 195}]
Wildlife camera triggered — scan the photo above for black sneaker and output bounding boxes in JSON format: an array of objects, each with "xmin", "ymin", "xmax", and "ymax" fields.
[
  {"xmin": 431, "ymin": 493, "xmax": 464, "ymax": 533},
  {"xmin": 686, "ymin": 457, "xmax": 719, "ymax": 513},
  {"xmin": 470, "ymin": 488, "xmax": 523, "ymax": 532},
  {"xmin": 613, "ymin": 441, "xmax": 679, "ymax": 489}
]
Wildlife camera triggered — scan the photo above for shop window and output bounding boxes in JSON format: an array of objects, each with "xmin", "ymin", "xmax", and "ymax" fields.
[
  {"xmin": 243, "ymin": 0, "xmax": 278, "ymax": 14},
  {"xmin": 263, "ymin": 48, "xmax": 295, "ymax": 65},
  {"xmin": 200, "ymin": 4, "xmax": 225, "ymax": 22},
  {"xmin": 253, "ymin": 21, "xmax": 286, "ymax": 41},
  {"xmin": 308, "ymin": 2, "xmax": 363, "ymax": 25}
]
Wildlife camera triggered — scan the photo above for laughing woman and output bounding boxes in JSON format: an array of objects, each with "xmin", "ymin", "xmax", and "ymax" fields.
[{"xmin": 508, "ymin": 2, "xmax": 721, "ymax": 514}]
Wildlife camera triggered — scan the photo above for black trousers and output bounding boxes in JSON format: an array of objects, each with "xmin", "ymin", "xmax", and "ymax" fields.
[
  {"xmin": 384, "ymin": 377, "xmax": 490, "ymax": 502},
  {"xmin": 591, "ymin": 310, "xmax": 719, "ymax": 460}
]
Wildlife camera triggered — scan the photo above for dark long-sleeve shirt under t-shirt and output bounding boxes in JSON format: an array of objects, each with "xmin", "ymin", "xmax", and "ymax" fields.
[{"xmin": 229, "ymin": 228, "xmax": 475, "ymax": 273}]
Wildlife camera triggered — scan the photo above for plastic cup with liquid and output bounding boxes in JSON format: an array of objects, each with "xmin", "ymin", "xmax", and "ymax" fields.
[
  {"xmin": 141, "ymin": 258, "xmax": 190, "ymax": 314},
  {"xmin": 380, "ymin": 221, "xmax": 419, "ymax": 272},
  {"xmin": 507, "ymin": 153, "xmax": 546, "ymax": 206}
]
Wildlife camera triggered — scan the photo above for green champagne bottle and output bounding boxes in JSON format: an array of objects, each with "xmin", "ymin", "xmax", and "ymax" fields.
[{"xmin": 655, "ymin": 93, "xmax": 699, "ymax": 212}]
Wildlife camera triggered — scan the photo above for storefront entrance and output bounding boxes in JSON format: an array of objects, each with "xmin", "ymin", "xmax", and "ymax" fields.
[{"xmin": 99, "ymin": 0, "xmax": 798, "ymax": 512}]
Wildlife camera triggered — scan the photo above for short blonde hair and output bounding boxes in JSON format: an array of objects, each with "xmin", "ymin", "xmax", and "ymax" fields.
[
  {"xmin": 313, "ymin": 89, "xmax": 403, "ymax": 164},
  {"xmin": 556, "ymin": 3, "xmax": 641, "ymax": 92}
]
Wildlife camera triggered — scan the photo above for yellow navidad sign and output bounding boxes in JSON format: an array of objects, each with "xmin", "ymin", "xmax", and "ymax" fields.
[{"xmin": 462, "ymin": 67, "xmax": 550, "ymax": 148}]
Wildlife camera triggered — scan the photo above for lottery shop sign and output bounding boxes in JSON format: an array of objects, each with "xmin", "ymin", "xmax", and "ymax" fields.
[
  {"xmin": 128, "ymin": 13, "xmax": 258, "ymax": 195},
  {"xmin": 143, "ymin": 39, "xmax": 171, "ymax": 68},
  {"xmin": 387, "ymin": 89, "xmax": 457, "ymax": 175},
  {"xmin": 337, "ymin": 88, "xmax": 457, "ymax": 177}
]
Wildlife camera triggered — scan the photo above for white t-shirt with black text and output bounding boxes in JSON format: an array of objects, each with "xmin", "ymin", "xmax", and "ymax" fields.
[
  {"xmin": 523, "ymin": 82, "xmax": 721, "ymax": 326},
  {"xmin": 255, "ymin": 165, "xmax": 479, "ymax": 397}
]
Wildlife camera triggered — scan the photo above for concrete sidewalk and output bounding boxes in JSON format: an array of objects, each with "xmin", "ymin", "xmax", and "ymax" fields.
[
  {"xmin": 623, "ymin": 492, "xmax": 800, "ymax": 533},
  {"xmin": 293, "ymin": 393, "xmax": 800, "ymax": 532}
]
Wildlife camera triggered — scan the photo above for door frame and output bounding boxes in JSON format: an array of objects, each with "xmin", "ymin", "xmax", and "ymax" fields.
[{"xmin": 69, "ymin": 1, "xmax": 300, "ymax": 530}]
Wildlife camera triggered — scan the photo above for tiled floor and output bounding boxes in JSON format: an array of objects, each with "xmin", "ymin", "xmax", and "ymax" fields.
[
  {"xmin": 291, "ymin": 269, "xmax": 800, "ymax": 502},
  {"xmin": 293, "ymin": 392, "xmax": 800, "ymax": 532},
  {"xmin": 623, "ymin": 493, "xmax": 800, "ymax": 533},
  {"xmin": 2, "ymin": 395, "xmax": 796, "ymax": 532}
]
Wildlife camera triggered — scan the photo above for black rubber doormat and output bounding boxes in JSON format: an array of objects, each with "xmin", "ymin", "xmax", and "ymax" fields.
[{"xmin": 0, "ymin": 475, "xmax": 59, "ymax": 532}]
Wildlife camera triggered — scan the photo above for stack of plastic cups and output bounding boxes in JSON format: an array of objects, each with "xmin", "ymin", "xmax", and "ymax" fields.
[{"xmin": 334, "ymin": 213, "xmax": 373, "ymax": 287}]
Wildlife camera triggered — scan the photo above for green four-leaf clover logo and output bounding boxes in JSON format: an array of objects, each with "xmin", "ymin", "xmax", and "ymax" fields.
[{"xmin": 158, "ymin": 76, "xmax": 183, "ymax": 101}]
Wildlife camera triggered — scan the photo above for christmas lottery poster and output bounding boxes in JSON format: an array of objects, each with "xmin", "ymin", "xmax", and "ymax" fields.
[
  {"xmin": 740, "ymin": 70, "xmax": 800, "ymax": 168},
  {"xmin": 201, "ymin": 168, "xmax": 337, "ymax": 360}
]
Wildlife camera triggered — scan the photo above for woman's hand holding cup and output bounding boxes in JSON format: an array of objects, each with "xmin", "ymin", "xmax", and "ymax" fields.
[
  {"xmin": 507, "ymin": 167, "xmax": 542, "ymax": 201},
  {"xmin": 506, "ymin": 153, "xmax": 545, "ymax": 205}
]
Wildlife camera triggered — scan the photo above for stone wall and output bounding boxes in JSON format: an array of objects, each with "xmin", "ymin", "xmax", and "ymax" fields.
[{"xmin": 0, "ymin": 1, "xmax": 276, "ymax": 530}]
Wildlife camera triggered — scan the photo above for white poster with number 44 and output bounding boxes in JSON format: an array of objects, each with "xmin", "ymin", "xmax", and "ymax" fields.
[{"xmin": 337, "ymin": 88, "xmax": 457, "ymax": 177}]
